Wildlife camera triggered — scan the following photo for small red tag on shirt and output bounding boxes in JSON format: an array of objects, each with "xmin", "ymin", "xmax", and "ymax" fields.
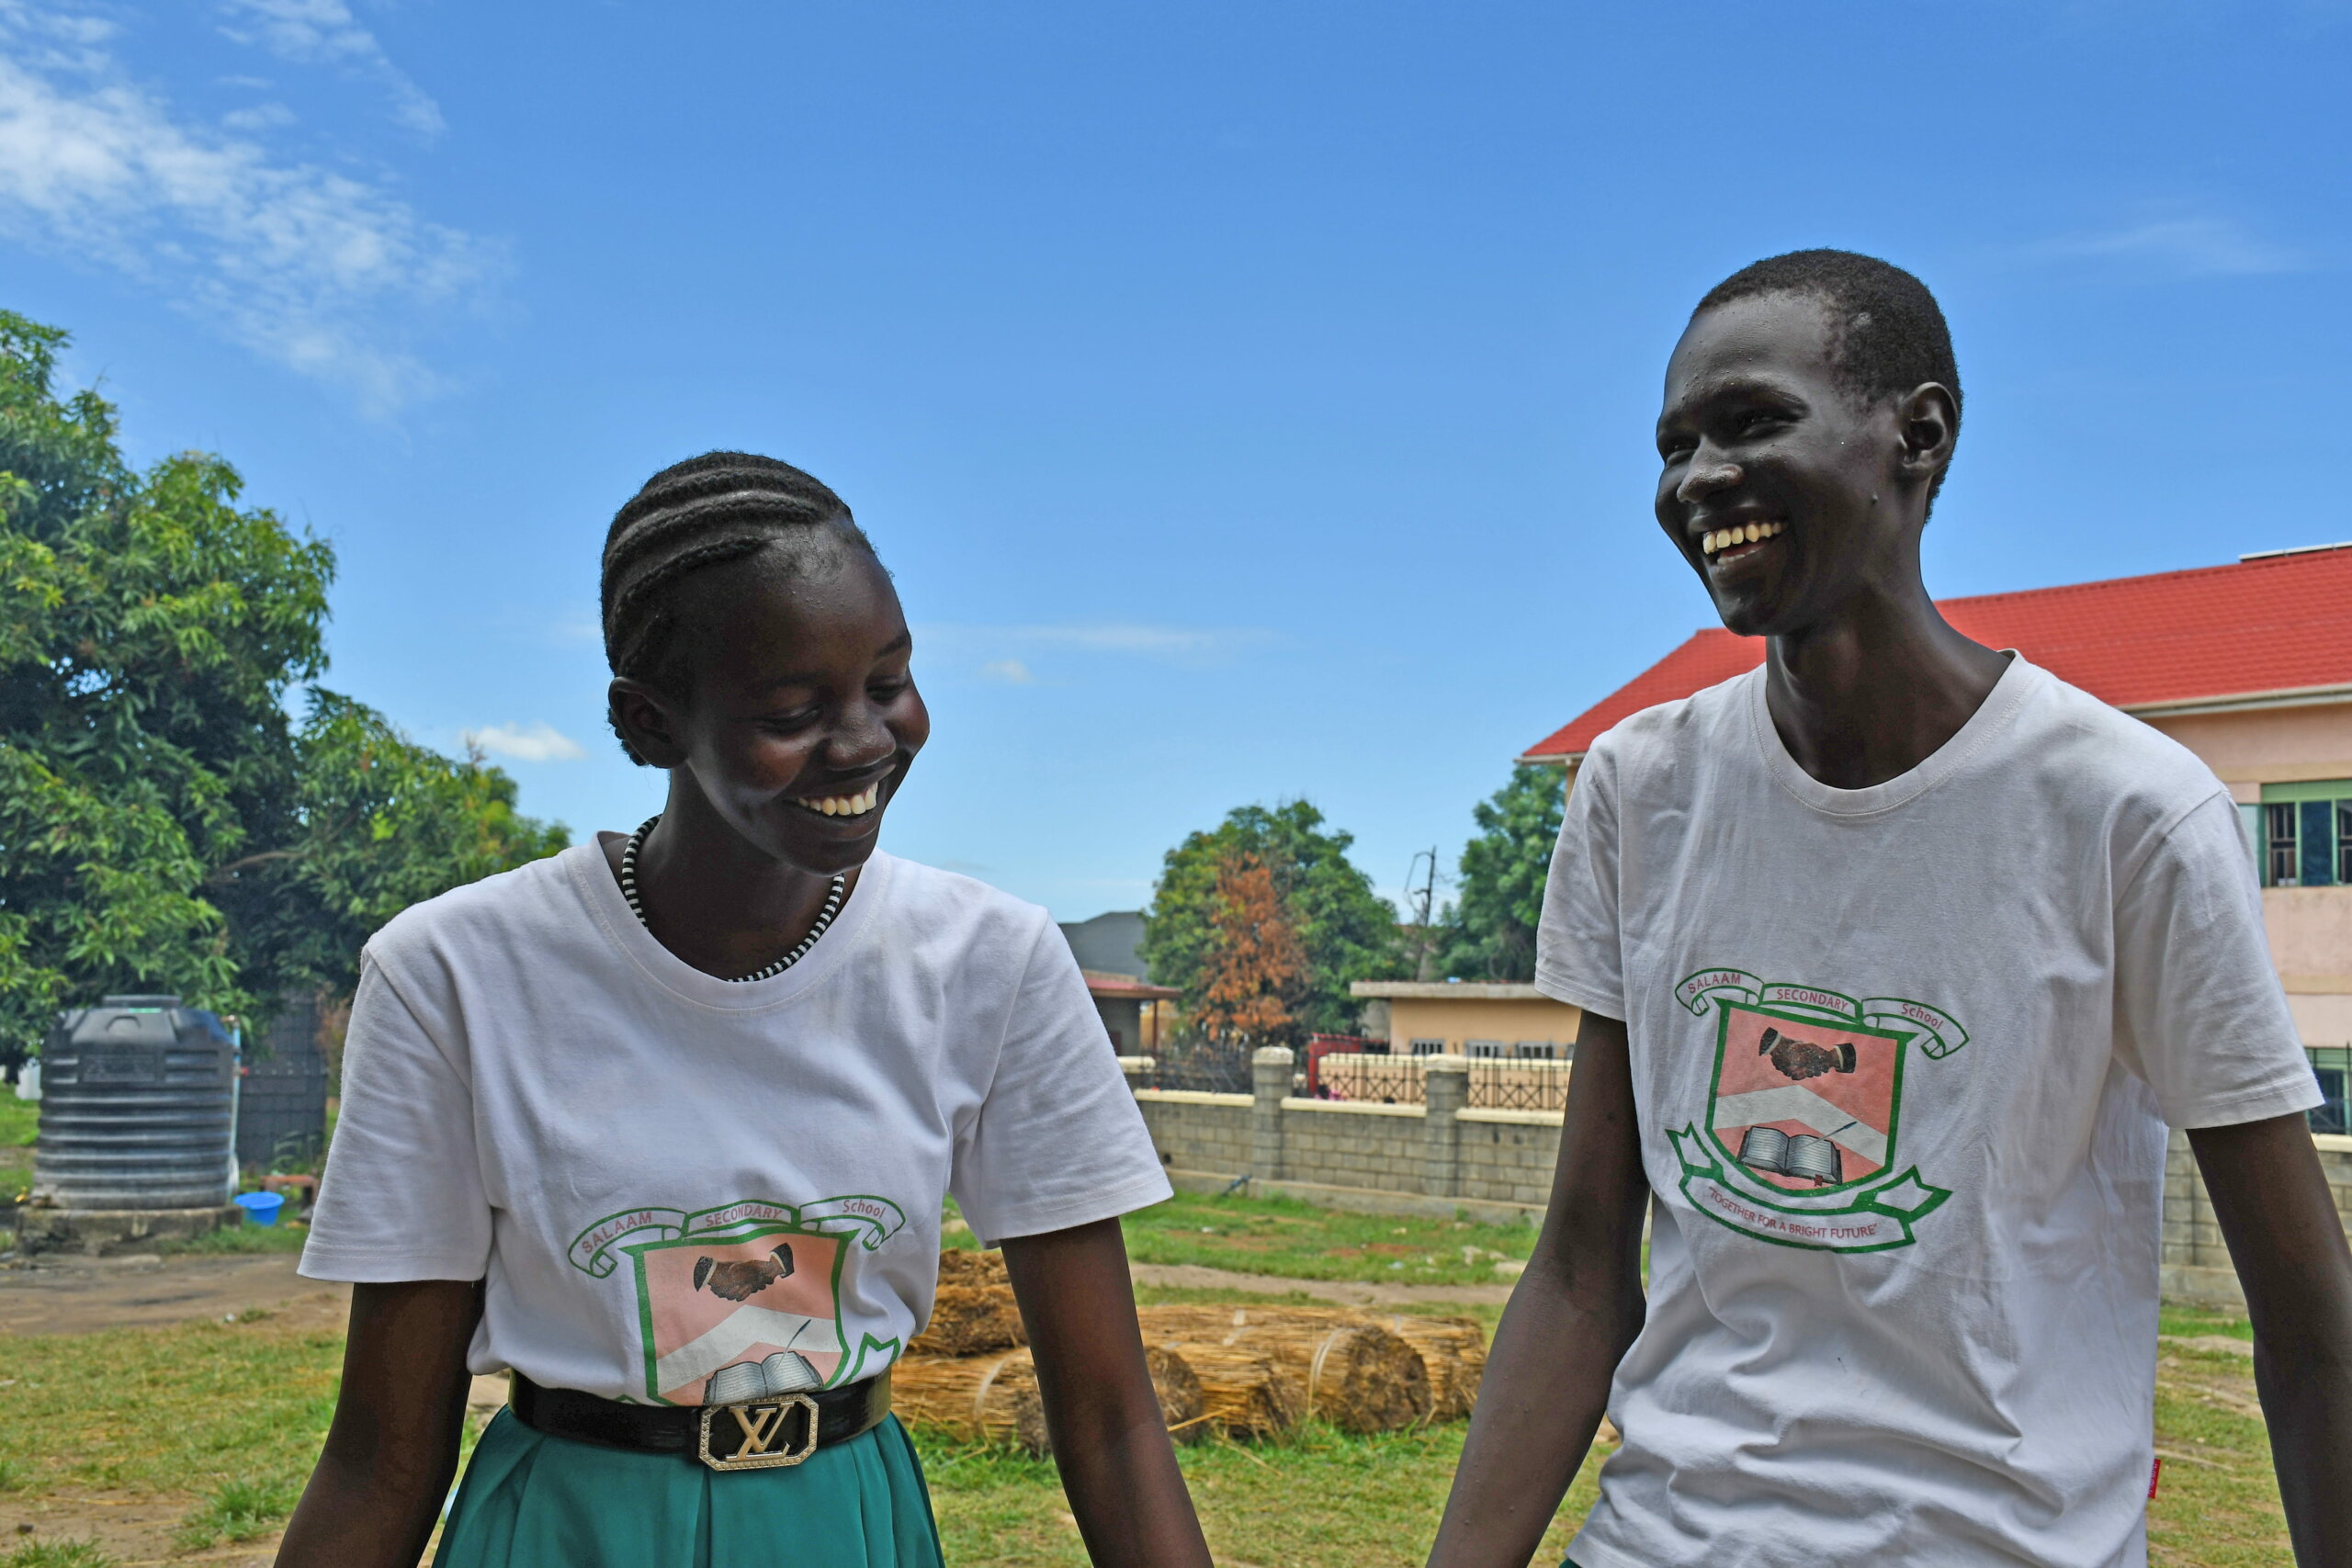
[{"xmin": 2149, "ymin": 1457, "xmax": 2162, "ymax": 1498}]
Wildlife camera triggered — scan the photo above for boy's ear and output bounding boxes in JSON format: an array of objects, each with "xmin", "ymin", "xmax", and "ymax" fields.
[
  {"xmin": 608, "ymin": 677, "xmax": 690, "ymax": 769},
  {"xmin": 1895, "ymin": 382, "xmax": 1958, "ymax": 489}
]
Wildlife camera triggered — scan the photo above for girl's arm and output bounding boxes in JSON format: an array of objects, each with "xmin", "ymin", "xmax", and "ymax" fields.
[
  {"xmin": 275, "ymin": 1280, "xmax": 482, "ymax": 1568},
  {"xmin": 1002, "ymin": 1217, "xmax": 1215, "ymax": 1568}
]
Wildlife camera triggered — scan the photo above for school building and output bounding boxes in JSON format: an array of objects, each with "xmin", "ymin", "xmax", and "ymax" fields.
[{"xmin": 1519, "ymin": 541, "xmax": 2352, "ymax": 1129}]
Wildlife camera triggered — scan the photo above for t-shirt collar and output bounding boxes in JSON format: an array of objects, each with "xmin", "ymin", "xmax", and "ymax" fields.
[
  {"xmin": 565, "ymin": 839, "xmax": 891, "ymax": 1010},
  {"xmin": 1747, "ymin": 649, "xmax": 2041, "ymax": 818}
]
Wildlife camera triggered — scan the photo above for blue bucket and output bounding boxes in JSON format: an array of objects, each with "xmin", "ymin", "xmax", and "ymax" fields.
[{"xmin": 233, "ymin": 1190, "xmax": 286, "ymax": 1227}]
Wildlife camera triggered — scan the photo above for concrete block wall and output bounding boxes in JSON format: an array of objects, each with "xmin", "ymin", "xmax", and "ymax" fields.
[
  {"xmin": 2164, "ymin": 1126, "xmax": 2352, "ymax": 1309},
  {"xmin": 1128, "ymin": 1051, "xmax": 1561, "ymax": 1215},
  {"xmin": 1128, "ymin": 1060, "xmax": 2352, "ymax": 1298}
]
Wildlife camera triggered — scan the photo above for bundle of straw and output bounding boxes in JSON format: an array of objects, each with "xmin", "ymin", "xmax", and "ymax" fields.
[
  {"xmin": 893, "ymin": 1346, "xmax": 1204, "ymax": 1456},
  {"xmin": 893, "ymin": 1348, "xmax": 1047, "ymax": 1451},
  {"xmin": 910, "ymin": 1283, "xmax": 1026, "ymax": 1356},
  {"xmin": 1369, "ymin": 1314, "xmax": 1487, "ymax": 1421},
  {"xmin": 1153, "ymin": 1342, "xmax": 1300, "ymax": 1439},
  {"xmin": 1136, "ymin": 1304, "xmax": 1431, "ymax": 1433}
]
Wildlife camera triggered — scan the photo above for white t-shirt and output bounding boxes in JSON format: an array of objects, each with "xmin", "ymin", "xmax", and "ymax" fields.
[
  {"xmin": 300, "ymin": 844, "xmax": 1171, "ymax": 1405},
  {"xmin": 1537, "ymin": 656, "xmax": 2317, "ymax": 1568}
]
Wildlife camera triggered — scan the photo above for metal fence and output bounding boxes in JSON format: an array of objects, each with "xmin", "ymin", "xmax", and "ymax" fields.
[
  {"xmin": 2312, "ymin": 1045, "xmax": 2351, "ymax": 1137},
  {"xmin": 1317, "ymin": 1052, "xmax": 1427, "ymax": 1105},
  {"xmin": 1131, "ymin": 1036, "xmax": 1256, "ymax": 1095},
  {"xmin": 1468, "ymin": 1055, "xmax": 1574, "ymax": 1112}
]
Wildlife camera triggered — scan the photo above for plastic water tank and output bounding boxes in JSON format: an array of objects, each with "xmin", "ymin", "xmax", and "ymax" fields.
[{"xmin": 33, "ymin": 996, "xmax": 237, "ymax": 1210}]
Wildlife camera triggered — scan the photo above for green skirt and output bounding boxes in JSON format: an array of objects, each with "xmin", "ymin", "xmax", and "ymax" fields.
[{"xmin": 436, "ymin": 1409, "xmax": 944, "ymax": 1568}]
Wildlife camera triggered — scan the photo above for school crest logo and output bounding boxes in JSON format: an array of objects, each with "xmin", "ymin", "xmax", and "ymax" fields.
[
  {"xmin": 568, "ymin": 1195, "xmax": 907, "ymax": 1404},
  {"xmin": 1668, "ymin": 969, "xmax": 1966, "ymax": 1252}
]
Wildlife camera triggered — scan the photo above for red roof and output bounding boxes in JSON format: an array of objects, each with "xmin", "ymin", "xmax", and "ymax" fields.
[
  {"xmin": 1083, "ymin": 971, "xmax": 1181, "ymax": 1000},
  {"xmin": 1523, "ymin": 546, "xmax": 2352, "ymax": 761}
]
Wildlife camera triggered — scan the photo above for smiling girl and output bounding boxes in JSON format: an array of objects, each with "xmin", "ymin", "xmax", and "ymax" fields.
[{"xmin": 277, "ymin": 454, "xmax": 1210, "ymax": 1568}]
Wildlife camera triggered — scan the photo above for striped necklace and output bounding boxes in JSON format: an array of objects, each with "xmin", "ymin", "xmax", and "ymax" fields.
[{"xmin": 618, "ymin": 815, "xmax": 846, "ymax": 983}]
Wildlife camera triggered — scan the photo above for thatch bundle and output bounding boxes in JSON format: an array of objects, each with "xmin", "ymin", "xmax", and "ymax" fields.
[
  {"xmin": 911, "ymin": 1249, "xmax": 1027, "ymax": 1357},
  {"xmin": 893, "ymin": 1345, "xmax": 1204, "ymax": 1456},
  {"xmin": 1369, "ymin": 1314, "xmax": 1487, "ymax": 1421},
  {"xmin": 936, "ymin": 1248, "xmax": 1011, "ymax": 1287},
  {"xmin": 1155, "ymin": 1342, "xmax": 1301, "ymax": 1439},
  {"xmin": 910, "ymin": 1283, "xmax": 1027, "ymax": 1356},
  {"xmin": 1136, "ymin": 1304, "xmax": 1432, "ymax": 1433},
  {"xmin": 892, "ymin": 1348, "xmax": 1048, "ymax": 1450}
]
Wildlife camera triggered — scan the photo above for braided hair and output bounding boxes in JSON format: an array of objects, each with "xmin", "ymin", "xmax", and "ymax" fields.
[{"xmin": 600, "ymin": 452, "xmax": 879, "ymax": 764}]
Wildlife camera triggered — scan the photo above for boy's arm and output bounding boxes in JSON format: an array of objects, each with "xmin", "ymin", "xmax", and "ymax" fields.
[
  {"xmin": 2191, "ymin": 1112, "xmax": 2352, "ymax": 1567},
  {"xmin": 1001, "ymin": 1217, "xmax": 1214, "ymax": 1568},
  {"xmin": 1427, "ymin": 1011, "xmax": 1649, "ymax": 1568}
]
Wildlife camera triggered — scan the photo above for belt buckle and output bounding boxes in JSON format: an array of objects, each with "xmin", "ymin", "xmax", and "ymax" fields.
[{"xmin": 697, "ymin": 1394, "xmax": 820, "ymax": 1472}]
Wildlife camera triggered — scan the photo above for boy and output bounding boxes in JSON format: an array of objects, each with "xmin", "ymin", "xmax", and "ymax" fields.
[{"xmin": 1429, "ymin": 252, "xmax": 2352, "ymax": 1567}]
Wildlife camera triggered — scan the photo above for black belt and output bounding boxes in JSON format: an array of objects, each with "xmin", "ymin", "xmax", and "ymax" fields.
[{"xmin": 510, "ymin": 1370, "xmax": 892, "ymax": 1472}]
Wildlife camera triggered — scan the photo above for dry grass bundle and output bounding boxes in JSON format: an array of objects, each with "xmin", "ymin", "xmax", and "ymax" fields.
[
  {"xmin": 1370, "ymin": 1314, "xmax": 1487, "ymax": 1420},
  {"xmin": 1140, "ymin": 1345, "xmax": 1207, "ymax": 1445},
  {"xmin": 893, "ymin": 1345, "xmax": 1204, "ymax": 1456},
  {"xmin": 1152, "ymin": 1342, "xmax": 1301, "ymax": 1439},
  {"xmin": 1136, "ymin": 1304, "xmax": 1431, "ymax": 1433},
  {"xmin": 936, "ymin": 1248, "xmax": 1011, "ymax": 1287},
  {"xmin": 893, "ymin": 1348, "xmax": 1048, "ymax": 1451},
  {"xmin": 910, "ymin": 1283, "xmax": 1026, "ymax": 1356}
]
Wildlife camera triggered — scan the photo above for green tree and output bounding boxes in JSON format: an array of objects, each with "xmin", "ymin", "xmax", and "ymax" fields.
[
  {"xmin": 0, "ymin": 310, "xmax": 564, "ymax": 1047},
  {"xmin": 1141, "ymin": 800, "xmax": 1402, "ymax": 1043},
  {"xmin": 1440, "ymin": 763, "xmax": 1566, "ymax": 983}
]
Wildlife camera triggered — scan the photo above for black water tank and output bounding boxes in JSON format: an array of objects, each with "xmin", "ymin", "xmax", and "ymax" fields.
[{"xmin": 34, "ymin": 996, "xmax": 236, "ymax": 1210}]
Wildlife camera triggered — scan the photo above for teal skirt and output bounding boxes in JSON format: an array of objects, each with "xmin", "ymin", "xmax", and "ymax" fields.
[{"xmin": 436, "ymin": 1409, "xmax": 944, "ymax": 1568}]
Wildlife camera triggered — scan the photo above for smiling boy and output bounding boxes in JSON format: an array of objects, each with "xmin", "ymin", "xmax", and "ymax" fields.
[{"xmin": 1427, "ymin": 252, "xmax": 2352, "ymax": 1567}]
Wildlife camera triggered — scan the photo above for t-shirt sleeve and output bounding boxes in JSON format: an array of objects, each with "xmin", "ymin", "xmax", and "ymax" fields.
[
  {"xmin": 2113, "ymin": 791, "xmax": 2321, "ymax": 1130},
  {"xmin": 949, "ymin": 919, "xmax": 1173, "ymax": 1247},
  {"xmin": 1535, "ymin": 739, "xmax": 1627, "ymax": 1019},
  {"xmin": 298, "ymin": 953, "xmax": 495, "ymax": 1282}
]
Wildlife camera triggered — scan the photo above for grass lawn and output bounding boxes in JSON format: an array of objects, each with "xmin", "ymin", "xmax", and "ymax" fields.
[
  {"xmin": 1008, "ymin": 1190, "xmax": 1536, "ymax": 1289},
  {"xmin": 0, "ymin": 1196, "xmax": 2300, "ymax": 1565},
  {"xmin": 0, "ymin": 1097, "xmax": 35, "ymax": 1201}
]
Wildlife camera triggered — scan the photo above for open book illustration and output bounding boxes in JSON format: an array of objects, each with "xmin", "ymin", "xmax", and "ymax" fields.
[
  {"xmin": 705, "ymin": 1348, "xmax": 825, "ymax": 1404},
  {"xmin": 1737, "ymin": 1124, "xmax": 1844, "ymax": 1185}
]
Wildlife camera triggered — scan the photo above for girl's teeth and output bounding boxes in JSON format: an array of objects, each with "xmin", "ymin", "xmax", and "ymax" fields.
[{"xmin": 801, "ymin": 784, "xmax": 883, "ymax": 818}]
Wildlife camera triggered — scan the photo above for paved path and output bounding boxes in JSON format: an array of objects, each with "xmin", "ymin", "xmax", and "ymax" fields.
[{"xmin": 1131, "ymin": 1261, "xmax": 1518, "ymax": 1308}]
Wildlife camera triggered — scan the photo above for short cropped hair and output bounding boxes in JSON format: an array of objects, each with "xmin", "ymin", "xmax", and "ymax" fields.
[
  {"xmin": 1696, "ymin": 250, "xmax": 1961, "ymax": 508},
  {"xmin": 599, "ymin": 451, "xmax": 877, "ymax": 764}
]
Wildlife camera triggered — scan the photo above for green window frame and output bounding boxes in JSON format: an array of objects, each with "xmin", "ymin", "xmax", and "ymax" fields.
[{"xmin": 2256, "ymin": 781, "xmax": 2352, "ymax": 887}]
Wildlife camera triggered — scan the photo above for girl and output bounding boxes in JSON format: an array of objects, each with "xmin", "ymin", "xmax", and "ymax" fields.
[{"xmin": 277, "ymin": 454, "xmax": 1212, "ymax": 1568}]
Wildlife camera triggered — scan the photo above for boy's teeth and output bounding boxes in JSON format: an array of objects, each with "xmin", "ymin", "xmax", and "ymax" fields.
[{"xmin": 1700, "ymin": 520, "xmax": 1784, "ymax": 557}]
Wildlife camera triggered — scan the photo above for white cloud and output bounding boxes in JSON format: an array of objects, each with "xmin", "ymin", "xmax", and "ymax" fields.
[
  {"xmin": 216, "ymin": 0, "xmax": 444, "ymax": 136},
  {"xmin": 978, "ymin": 658, "xmax": 1035, "ymax": 684},
  {"xmin": 220, "ymin": 101, "xmax": 295, "ymax": 131},
  {"xmin": 463, "ymin": 722, "xmax": 588, "ymax": 763},
  {"xmin": 0, "ymin": 6, "xmax": 499, "ymax": 412},
  {"xmin": 2025, "ymin": 214, "xmax": 2313, "ymax": 277}
]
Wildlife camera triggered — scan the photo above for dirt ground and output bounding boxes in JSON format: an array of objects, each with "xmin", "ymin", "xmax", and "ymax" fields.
[{"xmin": 0, "ymin": 1252, "xmax": 347, "ymax": 1337}]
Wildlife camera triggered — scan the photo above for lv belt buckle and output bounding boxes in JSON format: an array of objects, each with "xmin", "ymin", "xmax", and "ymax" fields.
[{"xmin": 698, "ymin": 1394, "xmax": 820, "ymax": 1471}]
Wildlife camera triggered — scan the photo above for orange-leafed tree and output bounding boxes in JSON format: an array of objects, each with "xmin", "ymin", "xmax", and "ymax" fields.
[{"xmin": 1191, "ymin": 850, "xmax": 1306, "ymax": 1044}]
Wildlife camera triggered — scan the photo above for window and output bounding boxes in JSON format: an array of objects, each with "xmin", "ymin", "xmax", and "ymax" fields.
[
  {"xmin": 1408, "ymin": 1038, "xmax": 1445, "ymax": 1056},
  {"xmin": 1466, "ymin": 1039, "xmax": 1505, "ymax": 1058},
  {"xmin": 1513, "ymin": 1041, "xmax": 1557, "ymax": 1059},
  {"xmin": 2312, "ymin": 1048, "xmax": 2350, "ymax": 1137},
  {"xmin": 2255, "ymin": 783, "xmax": 2352, "ymax": 887}
]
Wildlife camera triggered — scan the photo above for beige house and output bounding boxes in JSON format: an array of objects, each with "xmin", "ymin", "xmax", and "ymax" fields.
[
  {"xmin": 1520, "ymin": 544, "xmax": 2352, "ymax": 1131},
  {"xmin": 1347, "ymin": 980, "xmax": 1583, "ymax": 1058}
]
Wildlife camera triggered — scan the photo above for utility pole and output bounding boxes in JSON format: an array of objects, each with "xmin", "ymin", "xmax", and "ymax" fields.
[{"xmin": 1404, "ymin": 846, "xmax": 1442, "ymax": 981}]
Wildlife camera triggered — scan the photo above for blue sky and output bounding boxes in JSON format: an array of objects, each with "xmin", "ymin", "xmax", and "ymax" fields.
[{"xmin": 3, "ymin": 2, "xmax": 2346, "ymax": 920}]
